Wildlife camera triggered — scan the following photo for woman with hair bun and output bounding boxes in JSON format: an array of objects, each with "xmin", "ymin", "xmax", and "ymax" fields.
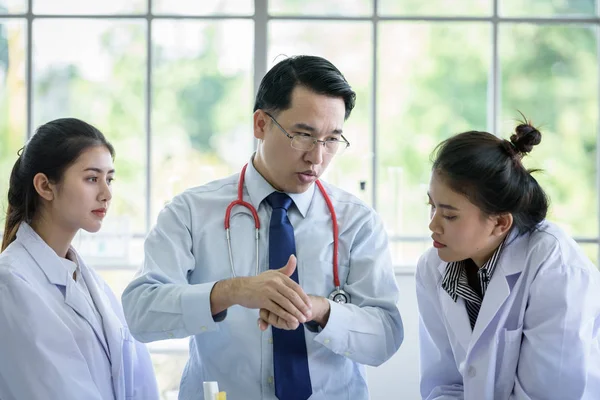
[{"xmin": 417, "ymin": 118, "xmax": 600, "ymax": 399}]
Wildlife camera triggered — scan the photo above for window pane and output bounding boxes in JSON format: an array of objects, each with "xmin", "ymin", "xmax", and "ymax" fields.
[
  {"xmin": 34, "ymin": 0, "xmax": 146, "ymax": 14},
  {"xmin": 153, "ymin": 0, "xmax": 253, "ymax": 15},
  {"xmin": 499, "ymin": 24, "xmax": 597, "ymax": 237},
  {"xmin": 150, "ymin": 352, "xmax": 188, "ymax": 400},
  {"xmin": 33, "ymin": 20, "xmax": 147, "ymax": 233},
  {"xmin": 501, "ymin": 0, "xmax": 595, "ymax": 17},
  {"xmin": 269, "ymin": 21, "xmax": 373, "ymax": 205},
  {"xmin": 96, "ymin": 269, "xmax": 137, "ymax": 299},
  {"xmin": 269, "ymin": 0, "xmax": 372, "ymax": 16},
  {"xmin": 389, "ymin": 240, "xmax": 431, "ymax": 267},
  {"xmin": 152, "ymin": 20, "xmax": 254, "ymax": 221},
  {"xmin": 0, "ymin": 0, "xmax": 27, "ymax": 14},
  {"xmin": 0, "ymin": 20, "xmax": 26, "ymax": 230},
  {"xmin": 377, "ymin": 22, "xmax": 490, "ymax": 265},
  {"xmin": 72, "ymin": 223, "xmax": 144, "ymax": 278},
  {"xmin": 379, "ymin": 0, "xmax": 491, "ymax": 16}
]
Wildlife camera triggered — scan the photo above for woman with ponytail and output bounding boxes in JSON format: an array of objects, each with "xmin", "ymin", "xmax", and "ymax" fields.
[
  {"xmin": 0, "ymin": 118, "xmax": 158, "ymax": 400},
  {"xmin": 417, "ymin": 117, "xmax": 600, "ymax": 399}
]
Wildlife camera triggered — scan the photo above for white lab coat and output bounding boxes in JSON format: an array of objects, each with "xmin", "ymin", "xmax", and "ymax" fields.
[
  {"xmin": 0, "ymin": 223, "xmax": 159, "ymax": 400},
  {"xmin": 416, "ymin": 221, "xmax": 600, "ymax": 400}
]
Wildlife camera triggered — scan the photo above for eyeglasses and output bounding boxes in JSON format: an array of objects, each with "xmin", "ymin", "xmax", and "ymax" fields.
[{"xmin": 264, "ymin": 112, "xmax": 350, "ymax": 156}]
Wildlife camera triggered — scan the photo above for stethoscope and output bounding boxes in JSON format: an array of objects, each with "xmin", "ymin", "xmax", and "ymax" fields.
[{"xmin": 224, "ymin": 164, "xmax": 350, "ymax": 304}]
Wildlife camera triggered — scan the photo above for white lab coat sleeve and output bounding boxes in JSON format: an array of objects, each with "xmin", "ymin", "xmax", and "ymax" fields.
[
  {"xmin": 416, "ymin": 252, "xmax": 465, "ymax": 400},
  {"xmin": 312, "ymin": 211, "xmax": 404, "ymax": 366},
  {"xmin": 122, "ymin": 194, "xmax": 221, "ymax": 343},
  {"xmin": 0, "ymin": 270, "xmax": 104, "ymax": 400},
  {"xmin": 510, "ymin": 258, "xmax": 600, "ymax": 400}
]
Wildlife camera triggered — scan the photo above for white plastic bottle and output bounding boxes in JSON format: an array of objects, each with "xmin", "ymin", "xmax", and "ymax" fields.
[{"xmin": 203, "ymin": 381, "xmax": 220, "ymax": 400}]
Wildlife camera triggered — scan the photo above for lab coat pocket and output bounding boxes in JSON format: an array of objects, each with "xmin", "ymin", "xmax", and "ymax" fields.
[{"xmin": 495, "ymin": 326, "xmax": 523, "ymax": 399}]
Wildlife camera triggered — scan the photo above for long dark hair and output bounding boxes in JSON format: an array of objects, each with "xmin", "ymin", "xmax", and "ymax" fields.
[
  {"xmin": 2, "ymin": 118, "xmax": 114, "ymax": 251},
  {"xmin": 431, "ymin": 118, "xmax": 549, "ymax": 234}
]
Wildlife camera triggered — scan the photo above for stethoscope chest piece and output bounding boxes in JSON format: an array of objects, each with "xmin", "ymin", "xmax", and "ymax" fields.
[{"xmin": 328, "ymin": 287, "xmax": 350, "ymax": 304}]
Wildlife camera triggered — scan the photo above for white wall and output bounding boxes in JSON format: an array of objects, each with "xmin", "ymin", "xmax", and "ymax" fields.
[{"xmin": 367, "ymin": 272, "xmax": 421, "ymax": 400}]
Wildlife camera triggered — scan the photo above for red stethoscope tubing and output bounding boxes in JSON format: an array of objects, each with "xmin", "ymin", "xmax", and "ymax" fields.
[
  {"xmin": 224, "ymin": 164, "xmax": 260, "ymax": 230},
  {"xmin": 224, "ymin": 163, "xmax": 340, "ymax": 288}
]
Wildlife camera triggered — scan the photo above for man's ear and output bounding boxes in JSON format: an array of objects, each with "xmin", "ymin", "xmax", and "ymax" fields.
[{"xmin": 253, "ymin": 110, "xmax": 269, "ymax": 140}]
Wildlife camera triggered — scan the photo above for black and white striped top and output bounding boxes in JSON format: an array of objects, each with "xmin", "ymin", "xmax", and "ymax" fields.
[{"xmin": 441, "ymin": 239, "xmax": 506, "ymax": 329}]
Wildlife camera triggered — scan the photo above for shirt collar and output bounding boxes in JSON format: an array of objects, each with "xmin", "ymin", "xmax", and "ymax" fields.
[
  {"xmin": 62, "ymin": 248, "xmax": 79, "ymax": 275},
  {"xmin": 61, "ymin": 256, "xmax": 77, "ymax": 276},
  {"xmin": 441, "ymin": 236, "xmax": 507, "ymax": 302},
  {"xmin": 16, "ymin": 222, "xmax": 81, "ymax": 285},
  {"xmin": 244, "ymin": 155, "xmax": 315, "ymax": 218},
  {"xmin": 479, "ymin": 237, "xmax": 505, "ymax": 279}
]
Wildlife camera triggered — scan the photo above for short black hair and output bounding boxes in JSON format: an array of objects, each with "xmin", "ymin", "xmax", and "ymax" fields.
[{"xmin": 253, "ymin": 55, "xmax": 356, "ymax": 120}]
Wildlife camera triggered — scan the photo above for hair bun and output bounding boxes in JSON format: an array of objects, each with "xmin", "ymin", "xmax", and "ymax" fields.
[{"xmin": 509, "ymin": 122, "xmax": 541, "ymax": 154}]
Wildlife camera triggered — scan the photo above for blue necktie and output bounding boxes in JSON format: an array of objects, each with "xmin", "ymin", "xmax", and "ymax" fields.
[{"xmin": 266, "ymin": 192, "xmax": 312, "ymax": 400}]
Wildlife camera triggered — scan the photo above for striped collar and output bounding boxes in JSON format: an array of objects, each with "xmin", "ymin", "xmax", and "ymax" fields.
[{"xmin": 441, "ymin": 237, "xmax": 506, "ymax": 304}]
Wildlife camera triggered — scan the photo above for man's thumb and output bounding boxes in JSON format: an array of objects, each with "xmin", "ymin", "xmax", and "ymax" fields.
[{"xmin": 279, "ymin": 254, "xmax": 297, "ymax": 276}]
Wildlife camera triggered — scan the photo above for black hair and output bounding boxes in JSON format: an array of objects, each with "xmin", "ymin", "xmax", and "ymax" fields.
[
  {"xmin": 431, "ymin": 117, "xmax": 548, "ymax": 234},
  {"xmin": 2, "ymin": 118, "xmax": 114, "ymax": 251},
  {"xmin": 253, "ymin": 55, "xmax": 356, "ymax": 120}
]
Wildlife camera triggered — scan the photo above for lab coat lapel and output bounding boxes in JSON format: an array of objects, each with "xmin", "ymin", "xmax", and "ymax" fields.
[
  {"xmin": 469, "ymin": 267, "xmax": 511, "ymax": 346},
  {"xmin": 17, "ymin": 224, "xmax": 126, "ymax": 398},
  {"xmin": 63, "ymin": 276, "xmax": 112, "ymax": 359},
  {"xmin": 437, "ymin": 263, "xmax": 472, "ymax": 353},
  {"xmin": 18, "ymin": 224, "xmax": 110, "ymax": 358},
  {"xmin": 77, "ymin": 257, "xmax": 125, "ymax": 399},
  {"xmin": 17, "ymin": 223, "xmax": 68, "ymax": 287},
  {"xmin": 470, "ymin": 232, "xmax": 526, "ymax": 347}
]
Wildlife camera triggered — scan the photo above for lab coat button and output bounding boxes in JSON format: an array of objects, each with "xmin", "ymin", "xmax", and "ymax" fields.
[
  {"xmin": 268, "ymin": 376, "xmax": 274, "ymax": 385},
  {"xmin": 324, "ymin": 338, "xmax": 331, "ymax": 344},
  {"xmin": 268, "ymin": 337, "xmax": 273, "ymax": 344},
  {"xmin": 201, "ymin": 326, "xmax": 207, "ymax": 332},
  {"xmin": 167, "ymin": 332, "xmax": 174, "ymax": 338},
  {"xmin": 467, "ymin": 366, "xmax": 476, "ymax": 378}
]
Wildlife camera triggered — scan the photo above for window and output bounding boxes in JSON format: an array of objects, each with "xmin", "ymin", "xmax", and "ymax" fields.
[
  {"xmin": 0, "ymin": 18, "xmax": 25, "ymax": 230},
  {"xmin": 0, "ymin": 0, "xmax": 597, "ymax": 397}
]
